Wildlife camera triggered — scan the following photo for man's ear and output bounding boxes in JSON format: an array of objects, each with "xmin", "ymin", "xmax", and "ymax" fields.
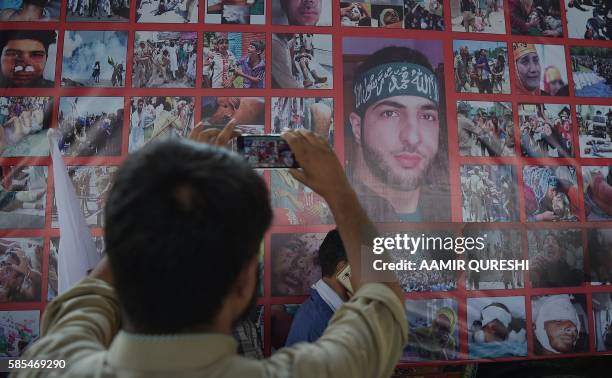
[
  {"xmin": 349, "ymin": 112, "xmax": 362, "ymax": 146},
  {"xmin": 233, "ymin": 254, "xmax": 258, "ymax": 303}
]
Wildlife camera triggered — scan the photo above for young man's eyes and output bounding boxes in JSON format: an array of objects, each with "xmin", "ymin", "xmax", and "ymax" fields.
[
  {"xmin": 378, "ymin": 109, "xmax": 439, "ymax": 122},
  {"xmin": 380, "ymin": 110, "xmax": 400, "ymax": 118}
]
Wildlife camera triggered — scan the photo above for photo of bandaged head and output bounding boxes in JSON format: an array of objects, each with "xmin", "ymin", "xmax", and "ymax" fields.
[
  {"xmin": 450, "ymin": 0, "xmax": 505, "ymax": 33},
  {"xmin": 565, "ymin": 0, "xmax": 611, "ymax": 40},
  {"xmin": 61, "ymin": 31, "xmax": 127, "ymax": 88},
  {"xmin": 0, "ymin": 166, "xmax": 47, "ymax": 229},
  {"xmin": 273, "ymin": 0, "xmax": 331, "ymax": 26},
  {"xmin": 593, "ymin": 292, "xmax": 612, "ymax": 351},
  {"xmin": 271, "ymin": 98, "xmax": 333, "ymax": 142},
  {"xmin": 132, "ymin": 31, "xmax": 197, "ymax": 89},
  {"xmin": 531, "ymin": 294, "xmax": 589, "ymax": 355},
  {"xmin": 343, "ymin": 37, "xmax": 449, "ymax": 223},
  {"xmin": 271, "ymin": 233, "xmax": 323, "ymax": 296},
  {"xmin": 453, "ymin": 40, "xmax": 510, "ymax": 94},
  {"xmin": 57, "ymin": 97, "xmax": 124, "ymax": 157},
  {"xmin": 403, "ymin": 298, "xmax": 459, "ymax": 361},
  {"xmin": 136, "ymin": 0, "xmax": 197, "ymax": 22},
  {"xmin": 128, "ymin": 96, "xmax": 195, "ymax": 154},
  {"xmin": 271, "ymin": 304, "xmax": 299, "ymax": 351},
  {"xmin": 201, "ymin": 97, "xmax": 264, "ymax": 135},
  {"xmin": 588, "ymin": 229, "xmax": 612, "ymax": 285},
  {"xmin": 519, "ymin": 103, "xmax": 573, "ymax": 158},
  {"xmin": 66, "ymin": 0, "xmax": 129, "ymax": 21},
  {"xmin": 512, "ymin": 43, "xmax": 569, "ymax": 96},
  {"xmin": 457, "ymin": 101, "xmax": 514, "ymax": 157},
  {"xmin": 202, "ymin": 32, "xmax": 265, "ymax": 89},
  {"xmin": 271, "ymin": 171, "xmax": 332, "ymax": 225},
  {"xmin": 468, "ymin": 296, "xmax": 527, "ymax": 358},
  {"xmin": 0, "ymin": 30, "xmax": 57, "ymax": 88},
  {"xmin": 370, "ymin": 0, "xmax": 403, "ymax": 28},
  {"xmin": 0, "ymin": 238, "xmax": 42, "ymax": 303},
  {"xmin": 233, "ymin": 305, "xmax": 264, "ymax": 358},
  {"xmin": 339, "ymin": 2, "xmax": 371, "ymax": 26},
  {"xmin": 460, "ymin": 165, "xmax": 518, "ymax": 222},
  {"xmin": 0, "ymin": 97, "xmax": 52, "ymax": 158},
  {"xmin": 528, "ymin": 229, "xmax": 584, "ymax": 288},
  {"xmin": 272, "ymin": 33, "xmax": 333, "ymax": 89},
  {"xmin": 577, "ymin": 105, "xmax": 612, "ymax": 158},
  {"xmin": 523, "ymin": 165, "xmax": 580, "ymax": 222},
  {"xmin": 464, "ymin": 229, "xmax": 524, "ymax": 290},
  {"xmin": 583, "ymin": 166, "xmax": 612, "ymax": 221},
  {"xmin": 0, "ymin": 310, "xmax": 39, "ymax": 358},
  {"xmin": 509, "ymin": 0, "xmax": 563, "ymax": 37},
  {"xmin": 206, "ymin": 0, "xmax": 265, "ymax": 24},
  {"xmin": 51, "ymin": 166, "xmax": 117, "ymax": 229},
  {"xmin": 0, "ymin": 0, "xmax": 60, "ymax": 21},
  {"xmin": 570, "ymin": 46, "xmax": 612, "ymax": 98}
]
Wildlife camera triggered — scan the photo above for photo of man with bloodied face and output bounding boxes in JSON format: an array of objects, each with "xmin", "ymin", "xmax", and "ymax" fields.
[
  {"xmin": 270, "ymin": 233, "xmax": 323, "ymax": 296},
  {"xmin": 0, "ymin": 30, "xmax": 56, "ymax": 88}
]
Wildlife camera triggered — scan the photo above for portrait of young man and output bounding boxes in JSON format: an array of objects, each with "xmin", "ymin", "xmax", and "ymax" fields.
[
  {"xmin": 0, "ymin": 30, "xmax": 56, "ymax": 88},
  {"xmin": 272, "ymin": 0, "xmax": 331, "ymax": 26}
]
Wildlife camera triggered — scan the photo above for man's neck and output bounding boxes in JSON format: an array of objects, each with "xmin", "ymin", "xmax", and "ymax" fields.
[
  {"xmin": 249, "ymin": 54, "xmax": 260, "ymax": 67},
  {"xmin": 321, "ymin": 276, "xmax": 348, "ymax": 301}
]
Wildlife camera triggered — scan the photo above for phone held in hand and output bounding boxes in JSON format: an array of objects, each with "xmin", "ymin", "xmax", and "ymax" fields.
[
  {"xmin": 336, "ymin": 264, "xmax": 354, "ymax": 294},
  {"xmin": 236, "ymin": 135, "xmax": 300, "ymax": 169}
]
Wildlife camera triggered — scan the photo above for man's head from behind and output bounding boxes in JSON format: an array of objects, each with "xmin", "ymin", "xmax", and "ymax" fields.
[
  {"xmin": 0, "ymin": 30, "xmax": 55, "ymax": 87},
  {"xmin": 104, "ymin": 139, "xmax": 272, "ymax": 333},
  {"xmin": 318, "ymin": 229, "xmax": 348, "ymax": 279}
]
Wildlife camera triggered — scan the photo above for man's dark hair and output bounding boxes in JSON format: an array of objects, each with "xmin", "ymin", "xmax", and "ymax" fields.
[
  {"xmin": 104, "ymin": 139, "xmax": 272, "ymax": 333},
  {"xmin": 318, "ymin": 229, "xmax": 347, "ymax": 277},
  {"xmin": 250, "ymin": 40, "xmax": 265, "ymax": 53},
  {"xmin": 0, "ymin": 30, "xmax": 56, "ymax": 55}
]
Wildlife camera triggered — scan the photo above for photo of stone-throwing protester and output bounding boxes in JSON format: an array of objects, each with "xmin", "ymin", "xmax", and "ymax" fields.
[
  {"xmin": 51, "ymin": 166, "xmax": 117, "ymax": 229},
  {"xmin": 271, "ymin": 97, "xmax": 333, "ymax": 142},
  {"xmin": 593, "ymin": 292, "xmax": 612, "ymax": 351},
  {"xmin": 565, "ymin": 0, "xmax": 611, "ymax": 40},
  {"xmin": 271, "ymin": 304, "xmax": 299, "ymax": 351},
  {"xmin": 528, "ymin": 229, "xmax": 584, "ymax": 288},
  {"xmin": 272, "ymin": 33, "xmax": 333, "ymax": 89},
  {"xmin": 0, "ymin": 166, "xmax": 47, "ymax": 229},
  {"xmin": 577, "ymin": 105, "xmax": 612, "ymax": 157},
  {"xmin": 519, "ymin": 103, "xmax": 573, "ymax": 158},
  {"xmin": 57, "ymin": 97, "xmax": 124, "ymax": 157},
  {"xmin": 270, "ymin": 233, "xmax": 323, "ymax": 296},
  {"xmin": 450, "ymin": 0, "xmax": 505, "ymax": 33},
  {"xmin": 582, "ymin": 166, "xmax": 612, "ymax": 221},
  {"xmin": 510, "ymin": 0, "xmax": 563, "ymax": 37},
  {"xmin": 200, "ymin": 97, "xmax": 264, "ymax": 135},
  {"xmin": 271, "ymin": 170, "xmax": 332, "ymax": 225},
  {"xmin": 453, "ymin": 40, "xmax": 510, "ymax": 94},
  {"xmin": 588, "ymin": 229, "xmax": 612, "ymax": 285},
  {"xmin": 512, "ymin": 43, "xmax": 569, "ymax": 96},
  {"xmin": 403, "ymin": 298, "xmax": 459, "ymax": 361},
  {"xmin": 523, "ymin": 165, "xmax": 580, "ymax": 222},
  {"xmin": 0, "ymin": 30, "xmax": 57, "ymax": 88},
  {"xmin": 0, "ymin": 0, "xmax": 60, "ymax": 21},
  {"xmin": 464, "ymin": 229, "xmax": 524, "ymax": 290},
  {"xmin": 0, "ymin": 97, "xmax": 52, "ymax": 158},
  {"xmin": 132, "ymin": 31, "xmax": 197, "ymax": 88},
  {"xmin": 570, "ymin": 46, "xmax": 612, "ymax": 97},
  {"xmin": 136, "ymin": 0, "xmax": 197, "ymax": 23},
  {"xmin": 460, "ymin": 165, "xmax": 518, "ymax": 222},
  {"xmin": 206, "ymin": 0, "xmax": 265, "ymax": 24},
  {"xmin": 0, "ymin": 238, "xmax": 42, "ymax": 303},
  {"xmin": 66, "ymin": 0, "xmax": 129, "ymax": 21},
  {"xmin": 0, "ymin": 311, "xmax": 39, "ymax": 358},
  {"xmin": 202, "ymin": 32, "xmax": 265, "ymax": 89},
  {"xmin": 273, "ymin": 0, "xmax": 331, "ymax": 26},
  {"xmin": 61, "ymin": 31, "xmax": 127, "ymax": 88},
  {"xmin": 457, "ymin": 101, "xmax": 514, "ymax": 157},
  {"xmin": 531, "ymin": 294, "xmax": 589, "ymax": 355},
  {"xmin": 468, "ymin": 297, "xmax": 527, "ymax": 358},
  {"xmin": 129, "ymin": 96, "xmax": 195, "ymax": 153}
]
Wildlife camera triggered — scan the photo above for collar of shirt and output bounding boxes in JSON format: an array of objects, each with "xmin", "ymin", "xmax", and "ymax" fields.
[{"xmin": 312, "ymin": 279, "xmax": 344, "ymax": 312}]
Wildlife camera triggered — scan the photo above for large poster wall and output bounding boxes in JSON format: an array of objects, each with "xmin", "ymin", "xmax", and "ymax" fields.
[{"xmin": 0, "ymin": 0, "xmax": 611, "ymax": 369}]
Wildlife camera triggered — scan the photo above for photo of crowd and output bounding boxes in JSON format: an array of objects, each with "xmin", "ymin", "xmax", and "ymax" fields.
[
  {"xmin": 273, "ymin": 0, "xmax": 331, "ymax": 26},
  {"xmin": 0, "ymin": 166, "xmax": 47, "ymax": 229},
  {"xmin": 450, "ymin": 0, "xmax": 505, "ymax": 33},
  {"xmin": 453, "ymin": 40, "xmax": 510, "ymax": 94},
  {"xmin": 0, "ymin": 238, "xmax": 42, "ymax": 303},
  {"xmin": 61, "ymin": 31, "xmax": 127, "ymax": 88},
  {"xmin": 0, "ymin": 0, "xmax": 60, "ymax": 21},
  {"xmin": 528, "ymin": 229, "xmax": 584, "ymax": 288},
  {"xmin": 202, "ymin": 32, "xmax": 265, "ymax": 89},
  {"xmin": 0, "ymin": 30, "xmax": 57, "ymax": 88},
  {"xmin": 132, "ymin": 31, "xmax": 197, "ymax": 88},
  {"xmin": 0, "ymin": 311, "xmax": 39, "ymax": 358},
  {"xmin": 457, "ymin": 101, "xmax": 514, "ymax": 157},
  {"xmin": 206, "ymin": 0, "xmax": 265, "ymax": 24},
  {"xmin": 577, "ymin": 105, "xmax": 612, "ymax": 158},
  {"xmin": 57, "ymin": 97, "xmax": 123, "ymax": 157},
  {"xmin": 582, "ymin": 166, "xmax": 612, "ymax": 221},
  {"xmin": 129, "ymin": 96, "xmax": 195, "ymax": 153},
  {"xmin": 271, "ymin": 171, "xmax": 332, "ymax": 225},
  {"xmin": 519, "ymin": 103, "xmax": 573, "ymax": 158},
  {"xmin": 460, "ymin": 165, "xmax": 518, "ymax": 222},
  {"xmin": 593, "ymin": 292, "xmax": 612, "ymax": 351},
  {"xmin": 201, "ymin": 97, "xmax": 264, "ymax": 135},
  {"xmin": 464, "ymin": 229, "xmax": 523, "ymax": 290},
  {"xmin": 587, "ymin": 229, "xmax": 612, "ymax": 285},
  {"xmin": 272, "ymin": 33, "xmax": 333, "ymax": 89},
  {"xmin": 136, "ymin": 0, "xmax": 197, "ymax": 22},
  {"xmin": 510, "ymin": 0, "xmax": 563, "ymax": 37},
  {"xmin": 468, "ymin": 296, "xmax": 527, "ymax": 358},
  {"xmin": 66, "ymin": 0, "xmax": 129, "ymax": 21},
  {"xmin": 270, "ymin": 233, "xmax": 323, "ymax": 296},
  {"xmin": 565, "ymin": 0, "xmax": 611, "ymax": 40},
  {"xmin": 271, "ymin": 97, "xmax": 333, "ymax": 143},
  {"xmin": 523, "ymin": 165, "xmax": 580, "ymax": 222},
  {"xmin": 570, "ymin": 46, "xmax": 612, "ymax": 97},
  {"xmin": 339, "ymin": 0, "xmax": 443, "ymax": 30},
  {"xmin": 512, "ymin": 43, "xmax": 569, "ymax": 96},
  {"xmin": 531, "ymin": 294, "xmax": 589, "ymax": 355},
  {"xmin": 0, "ymin": 97, "xmax": 52, "ymax": 158}
]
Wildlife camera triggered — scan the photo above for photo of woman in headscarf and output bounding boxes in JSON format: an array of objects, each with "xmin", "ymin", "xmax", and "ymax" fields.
[{"xmin": 513, "ymin": 43, "xmax": 568, "ymax": 96}]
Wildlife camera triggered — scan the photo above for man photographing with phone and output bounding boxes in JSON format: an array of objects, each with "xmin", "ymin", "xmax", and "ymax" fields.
[{"xmin": 15, "ymin": 122, "xmax": 406, "ymax": 377}]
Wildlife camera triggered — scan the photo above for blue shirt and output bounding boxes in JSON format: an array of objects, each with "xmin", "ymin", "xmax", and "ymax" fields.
[{"xmin": 285, "ymin": 288, "xmax": 334, "ymax": 346}]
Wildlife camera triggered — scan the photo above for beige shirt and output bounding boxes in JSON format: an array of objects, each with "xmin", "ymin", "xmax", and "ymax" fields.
[{"xmin": 14, "ymin": 278, "xmax": 407, "ymax": 378}]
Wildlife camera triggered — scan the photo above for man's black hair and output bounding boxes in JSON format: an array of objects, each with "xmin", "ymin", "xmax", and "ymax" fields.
[
  {"xmin": 318, "ymin": 229, "xmax": 347, "ymax": 277},
  {"xmin": 250, "ymin": 40, "xmax": 265, "ymax": 53},
  {"xmin": 104, "ymin": 139, "xmax": 272, "ymax": 333},
  {"xmin": 0, "ymin": 30, "xmax": 56, "ymax": 55}
]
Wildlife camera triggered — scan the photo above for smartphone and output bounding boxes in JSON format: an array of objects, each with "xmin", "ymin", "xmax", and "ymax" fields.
[
  {"xmin": 236, "ymin": 135, "xmax": 300, "ymax": 169},
  {"xmin": 336, "ymin": 264, "xmax": 354, "ymax": 294}
]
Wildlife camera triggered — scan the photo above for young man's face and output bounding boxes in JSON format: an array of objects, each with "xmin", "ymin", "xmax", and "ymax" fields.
[
  {"xmin": 351, "ymin": 95, "xmax": 440, "ymax": 191},
  {"xmin": 544, "ymin": 319, "xmax": 578, "ymax": 353},
  {"xmin": 1, "ymin": 39, "xmax": 47, "ymax": 87},
  {"xmin": 283, "ymin": 0, "xmax": 322, "ymax": 26}
]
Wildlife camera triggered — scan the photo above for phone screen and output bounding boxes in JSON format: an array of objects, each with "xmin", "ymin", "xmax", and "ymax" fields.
[{"xmin": 237, "ymin": 135, "xmax": 300, "ymax": 169}]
